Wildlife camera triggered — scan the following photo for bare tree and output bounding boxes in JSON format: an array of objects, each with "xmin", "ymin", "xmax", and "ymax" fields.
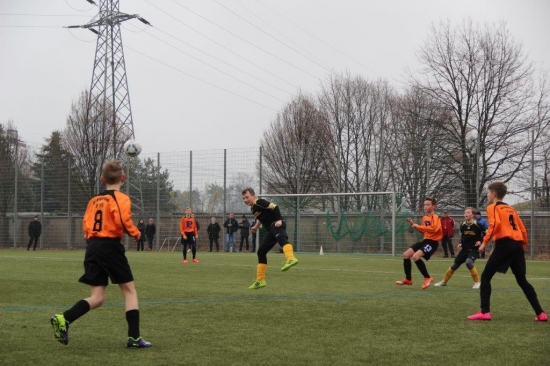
[
  {"xmin": 261, "ymin": 93, "xmax": 335, "ymax": 200},
  {"xmin": 63, "ymin": 90, "xmax": 132, "ymax": 199},
  {"xmin": 410, "ymin": 19, "xmax": 547, "ymax": 208},
  {"xmin": 319, "ymin": 73, "xmax": 396, "ymax": 211}
]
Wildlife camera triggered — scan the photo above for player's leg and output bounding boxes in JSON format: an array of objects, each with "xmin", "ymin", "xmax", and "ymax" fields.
[
  {"xmin": 118, "ymin": 281, "xmax": 152, "ymax": 348},
  {"xmin": 508, "ymin": 243, "xmax": 546, "ymax": 319},
  {"xmin": 191, "ymin": 235, "xmax": 198, "ymax": 262},
  {"xmin": 436, "ymin": 251, "xmax": 465, "ymax": 286},
  {"xmin": 274, "ymin": 226, "xmax": 298, "ymax": 271},
  {"xmin": 464, "ymin": 251, "xmax": 480, "ymax": 288},
  {"xmin": 413, "ymin": 240, "xmax": 438, "ymax": 289},
  {"xmin": 182, "ymin": 238, "xmax": 188, "ymax": 262},
  {"xmin": 396, "ymin": 246, "xmax": 416, "ymax": 285},
  {"xmin": 249, "ymin": 234, "xmax": 277, "ymax": 289}
]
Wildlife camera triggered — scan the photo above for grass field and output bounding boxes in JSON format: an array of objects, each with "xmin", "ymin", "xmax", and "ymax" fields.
[{"xmin": 1, "ymin": 249, "xmax": 549, "ymax": 366}]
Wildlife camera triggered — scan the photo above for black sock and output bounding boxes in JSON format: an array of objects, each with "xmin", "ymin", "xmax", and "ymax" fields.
[
  {"xmin": 404, "ymin": 259, "xmax": 412, "ymax": 280},
  {"xmin": 63, "ymin": 299, "xmax": 91, "ymax": 323},
  {"xmin": 415, "ymin": 259, "xmax": 430, "ymax": 278},
  {"xmin": 126, "ymin": 309, "xmax": 140, "ymax": 339}
]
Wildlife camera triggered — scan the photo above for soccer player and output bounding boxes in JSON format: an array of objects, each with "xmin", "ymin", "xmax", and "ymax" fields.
[
  {"xmin": 242, "ymin": 187, "xmax": 298, "ymax": 289},
  {"xmin": 435, "ymin": 207, "xmax": 483, "ymax": 289},
  {"xmin": 468, "ymin": 182, "xmax": 547, "ymax": 321},
  {"xmin": 50, "ymin": 160, "xmax": 151, "ymax": 348},
  {"xmin": 396, "ymin": 197, "xmax": 443, "ymax": 289},
  {"xmin": 180, "ymin": 207, "xmax": 199, "ymax": 263}
]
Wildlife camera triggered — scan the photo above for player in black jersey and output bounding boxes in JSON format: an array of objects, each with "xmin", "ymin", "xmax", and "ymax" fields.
[
  {"xmin": 242, "ymin": 187, "xmax": 299, "ymax": 289},
  {"xmin": 435, "ymin": 207, "xmax": 483, "ymax": 289}
]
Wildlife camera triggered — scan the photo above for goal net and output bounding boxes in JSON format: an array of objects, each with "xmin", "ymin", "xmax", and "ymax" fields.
[{"xmin": 258, "ymin": 192, "xmax": 409, "ymax": 256}]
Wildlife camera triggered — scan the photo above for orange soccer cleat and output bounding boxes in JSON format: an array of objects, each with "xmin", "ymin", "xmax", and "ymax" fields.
[{"xmin": 395, "ymin": 278, "xmax": 413, "ymax": 286}]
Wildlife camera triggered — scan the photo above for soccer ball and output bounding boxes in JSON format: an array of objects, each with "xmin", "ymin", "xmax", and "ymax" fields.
[{"xmin": 123, "ymin": 139, "xmax": 142, "ymax": 157}]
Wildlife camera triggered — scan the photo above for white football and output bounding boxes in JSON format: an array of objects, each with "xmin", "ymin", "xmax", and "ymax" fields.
[{"xmin": 123, "ymin": 139, "xmax": 142, "ymax": 157}]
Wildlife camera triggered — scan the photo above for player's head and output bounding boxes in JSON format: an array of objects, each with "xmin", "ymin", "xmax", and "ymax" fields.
[
  {"xmin": 424, "ymin": 197, "xmax": 436, "ymax": 214},
  {"xmin": 487, "ymin": 182, "xmax": 507, "ymax": 202},
  {"xmin": 464, "ymin": 207, "xmax": 475, "ymax": 220},
  {"xmin": 242, "ymin": 187, "xmax": 256, "ymax": 206},
  {"xmin": 185, "ymin": 207, "xmax": 191, "ymax": 216},
  {"xmin": 101, "ymin": 160, "xmax": 125, "ymax": 185}
]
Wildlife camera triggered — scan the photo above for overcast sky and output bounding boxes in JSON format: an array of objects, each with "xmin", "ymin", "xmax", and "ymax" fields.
[{"xmin": 1, "ymin": 0, "xmax": 549, "ymax": 154}]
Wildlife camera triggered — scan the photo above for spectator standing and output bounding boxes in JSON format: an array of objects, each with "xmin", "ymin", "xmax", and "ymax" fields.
[
  {"xmin": 440, "ymin": 211, "xmax": 456, "ymax": 258},
  {"xmin": 239, "ymin": 215, "xmax": 251, "ymax": 252},
  {"xmin": 475, "ymin": 211, "xmax": 489, "ymax": 258},
  {"xmin": 207, "ymin": 216, "xmax": 221, "ymax": 252},
  {"xmin": 136, "ymin": 219, "xmax": 146, "ymax": 251},
  {"xmin": 27, "ymin": 215, "xmax": 42, "ymax": 251},
  {"xmin": 223, "ymin": 213, "xmax": 239, "ymax": 252},
  {"xmin": 144, "ymin": 218, "xmax": 156, "ymax": 251}
]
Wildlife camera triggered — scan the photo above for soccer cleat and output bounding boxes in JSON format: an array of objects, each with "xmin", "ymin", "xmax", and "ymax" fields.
[
  {"xmin": 127, "ymin": 337, "xmax": 152, "ymax": 349},
  {"xmin": 395, "ymin": 278, "xmax": 413, "ymax": 286},
  {"xmin": 248, "ymin": 280, "xmax": 266, "ymax": 289},
  {"xmin": 534, "ymin": 312, "xmax": 548, "ymax": 322},
  {"xmin": 192, "ymin": 258, "xmax": 199, "ymax": 263},
  {"xmin": 467, "ymin": 311, "xmax": 492, "ymax": 321},
  {"xmin": 281, "ymin": 258, "xmax": 299, "ymax": 272},
  {"xmin": 50, "ymin": 314, "xmax": 69, "ymax": 345},
  {"xmin": 422, "ymin": 277, "xmax": 434, "ymax": 289},
  {"xmin": 183, "ymin": 259, "xmax": 188, "ymax": 264},
  {"xmin": 434, "ymin": 281, "xmax": 446, "ymax": 287},
  {"xmin": 472, "ymin": 282, "xmax": 481, "ymax": 289}
]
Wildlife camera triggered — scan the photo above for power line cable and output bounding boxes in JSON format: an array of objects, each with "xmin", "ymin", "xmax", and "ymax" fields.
[
  {"xmin": 144, "ymin": 0, "xmax": 300, "ymax": 90},
  {"xmin": 171, "ymin": 0, "xmax": 322, "ymax": 81},
  {"xmin": 214, "ymin": 0, "xmax": 331, "ymax": 73},
  {"xmin": 128, "ymin": 26, "xmax": 287, "ymax": 103},
  {"xmin": 125, "ymin": 21, "xmax": 293, "ymax": 96},
  {"xmin": 124, "ymin": 45, "xmax": 279, "ymax": 112}
]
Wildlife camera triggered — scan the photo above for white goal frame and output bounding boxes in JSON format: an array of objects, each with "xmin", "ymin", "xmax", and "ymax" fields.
[{"xmin": 259, "ymin": 192, "xmax": 397, "ymax": 256}]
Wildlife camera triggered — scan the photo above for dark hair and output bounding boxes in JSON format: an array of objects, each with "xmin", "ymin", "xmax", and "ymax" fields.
[
  {"xmin": 102, "ymin": 160, "xmax": 123, "ymax": 184},
  {"xmin": 242, "ymin": 187, "xmax": 255, "ymax": 195},
  {"xmin": 424, "ymin": 197, "xmax": 437, "ymax": 205},
  {"xmin": 488, "ymin": 182, "xmax": 507, "ymax": 199}
]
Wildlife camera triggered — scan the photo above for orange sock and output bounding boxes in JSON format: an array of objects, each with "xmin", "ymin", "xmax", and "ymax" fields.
[
  {"xmin": 443, "ymin": 268, "xmax": 455, "ymax": 283},
  {"xmin": 257, "ymin": 263, "xmax": 267, "ymax": 281},
  {"xmin": 282, "ymin": 244, "xmax": 295, "ymax": 260},
  {"xmin": 470, "ymin": 267, "xmax": 479, "ymax": 282}
]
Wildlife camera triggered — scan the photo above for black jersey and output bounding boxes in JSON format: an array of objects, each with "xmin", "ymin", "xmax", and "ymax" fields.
[
  {"xmin": 250, "ymin": 198, "xmax": 283, "ymax": 227},
  {"xmin": 460, "ymin": 220, "xmax": 484, "ymax": 250}
]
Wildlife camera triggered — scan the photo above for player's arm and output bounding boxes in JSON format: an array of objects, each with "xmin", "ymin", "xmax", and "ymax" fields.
[
  {"xmin": 480, "ymin": 205, "xmax": 496, "ymax": 249},
  {"xmin": 116, "ymin": 193, "xmax": 140, "ymax": 240},
  {"xmin": 250, "ymin": 219, "xmax": 261, "ymax": 233},
  {"xmin": 180, "ymin": 218, "xmax": 187, "ymax": 239},
  {"xmin": 515, "ymin": 212, "xmax": 528, "ymax": 248}
]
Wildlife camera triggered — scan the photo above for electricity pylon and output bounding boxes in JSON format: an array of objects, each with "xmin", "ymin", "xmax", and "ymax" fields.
[
  {"xmin": 67, "ymin": 0, "xmax": 151, "ymax": 212},
  {"xmin": 67, "ymin": 0, "xmax": 151, "ymax": 157}
]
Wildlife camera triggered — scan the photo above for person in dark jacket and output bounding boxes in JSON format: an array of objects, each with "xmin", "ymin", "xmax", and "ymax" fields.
[
  {"xmin": 207, "ymin": 216, "xmax": 221, "ymax": 252},
  {"xmin": 144, "ymin": 218, "xmax": 156, "ymax": 251},
  {"xmin": 136, "ymin": 219, "xmax": 146, "ymax": 251},
  {"xmin": 239, "ymin": 215, "xmax": 251, "ymax": 252},
  {"xmin": 223, "ymin": 213, "xmax": 239, "ymax": 252},
  {"xmin": 27, "ymin": 215, "xmax": 42, "ymax": 251}
]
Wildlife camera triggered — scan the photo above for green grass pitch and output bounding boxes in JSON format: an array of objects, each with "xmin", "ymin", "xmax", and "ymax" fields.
[{"xmin": 1, "ymin": 249, "xmax": 549, "ymax": 365}]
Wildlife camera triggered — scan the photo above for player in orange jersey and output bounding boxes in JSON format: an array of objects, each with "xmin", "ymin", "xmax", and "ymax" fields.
[
  {"xmin": 468, "ymin": 182, "xmax": 547, "ymax": 322},
  {"xmin": 180, "ymin": 207, "xmax": 199, "ymax": 263},
  {"xmin": 50, "ymin": 160, "xmax": 151, "ymax": 348},
  {"xmin": 396, "ymin": 197, "xmax": 443, "ymax": 290}
]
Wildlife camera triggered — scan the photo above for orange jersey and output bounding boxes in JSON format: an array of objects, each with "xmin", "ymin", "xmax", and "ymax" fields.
[
  {"xmin": 180, "ymin": 216, "xmax": 198, "ymax": 237},
  {"xmin": 414, "ymin": 214, "xmax": 443, "ymax": 241},
  {"xmin": 483, "ymin": 202, "xmax": 528, "ymax": 248},
  {"xmin": 83, "ymin": 190, "xmax": 140, "ymax": 240}
]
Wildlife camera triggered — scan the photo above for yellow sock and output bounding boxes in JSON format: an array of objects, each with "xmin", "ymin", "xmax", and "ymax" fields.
[
  {"xmin": 443, "ymin": 268, "xmax": 455, "ymax": 283},
  {"xmin": 470, "ymin": 267, "xmax": 479, "ymax": 282},
  {"xmin": 282, "ymin": 244, "xmax": 295, "ymax": 260},
  {"xmin": 257, "ymin": 263, "xmax": 267, "ymax": 281}
]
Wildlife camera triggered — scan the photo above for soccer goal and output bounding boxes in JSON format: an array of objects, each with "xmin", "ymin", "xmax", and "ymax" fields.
[{"xmin": 259, "ymin": 192, "xmax": 407, "ymax": 256}]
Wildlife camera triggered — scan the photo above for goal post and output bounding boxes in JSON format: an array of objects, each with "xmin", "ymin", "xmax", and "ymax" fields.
[{"xmin": 259, "ymin": 192, "xmax": 405, "ymax": 256}]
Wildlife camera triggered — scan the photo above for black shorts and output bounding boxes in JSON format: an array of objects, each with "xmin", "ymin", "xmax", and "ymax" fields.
[
  {"xmin": 79, "ymin": 238, "xmax": 134, "ymax": 286},
  {"xmin": 182, "ymin": 233, "xmax": 196, "ymax": 245},
  {"xmin": 261, "ymin": 222, "xmax": 289, "ymax": 248},
  {"xmin": 485, "ymin": 239, "xmax": 526, "ymax": 274},
  {"xmin": 454, "ymin": 247, "xmax": 479, "ymax": 265},
  {"xmin": 410, "ymin": 239, "xmax": 439, "ymax": 260}
]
